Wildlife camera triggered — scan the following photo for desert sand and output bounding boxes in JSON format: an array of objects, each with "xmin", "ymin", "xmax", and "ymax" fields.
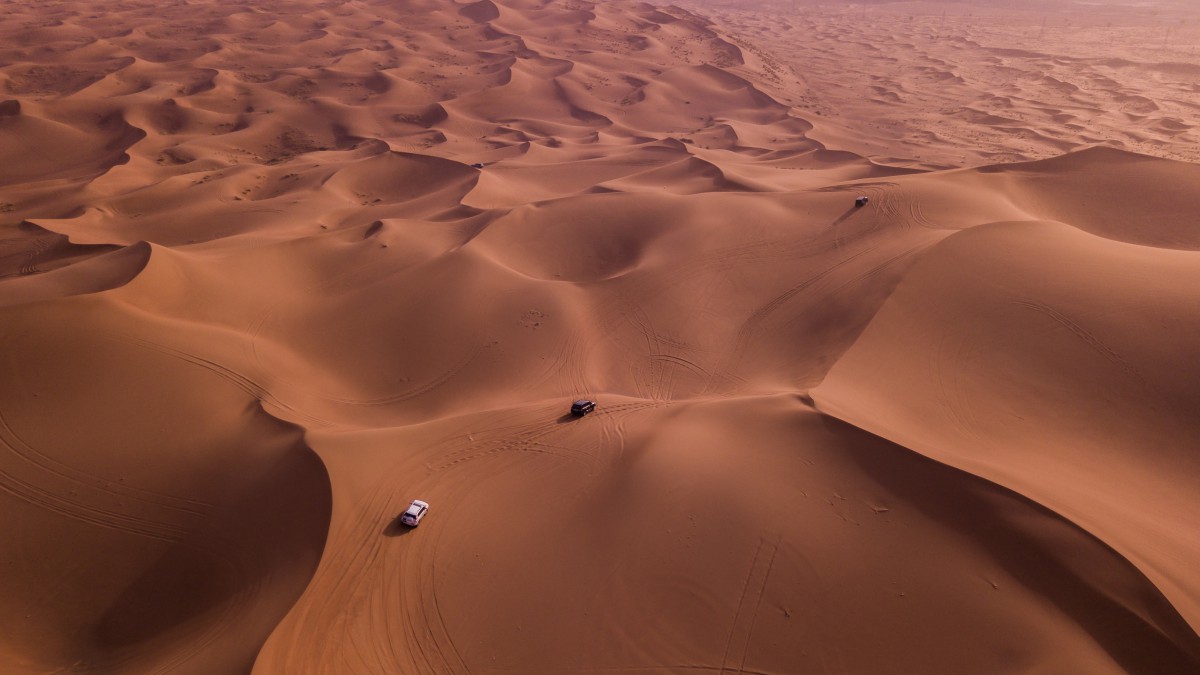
[{"xmin": 1, "ymin": 0, "xmax": 1199, "ymax": 673}]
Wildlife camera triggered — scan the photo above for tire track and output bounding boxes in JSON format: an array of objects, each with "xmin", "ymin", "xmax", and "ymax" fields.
[
  {"xmin": 596, "ymin": 400, "xmax": 670, "ymax": 416},
  {"xmin": 0, "ymin": 439, "xmax": 262, "ymax": 674},
  {"xmin": 904, "ymin": 189, "xmax": 939, "ymax": 230},
  {"xmin": 933, "ymin": 332, "xmax": 982, "ymax": 442},
  {"xmin": 242, "ymin": 302, "xmax": 485, "ymax": 413},
  {"xmin": 119, "ymin": 334, "xmax": 335, "ymax": 428},
  {"xmin": 2, "ymin": 326, "xmax": 295, "ymax": 670},
  {"xmin": 628, "ymin": 300, "xmax": 712, "ymax": 401},
  {"xmin": 650, "ymin": 353, "xmax": 711, "ymax": 400},
  {"xmin": 432, "ymin": 432, "xmax": 597, "ymax": 473},
  {"xmin": 1011, "ymin": 299, "xmax": 1142, "ymax": 380},
  {"xmin": 324, "ymin": 343, "xmax": 483, "ymax": 407},
  {"xmin": 555, "ymin": 331, "xmax": 593, "ymax": 401},
  {"xmin": 0, "ymin": 403, "xmax": 212, "ymax": 514},
  {"xmin": 811, "ymin": 181, "xmax": 900, "ymax": 194},
  {"xmin": 279, "ymin": 410, "xmax": 545, "ymax": 670},
  {"xmin": 418, "ymin": 506, "xmax": 471, "ymax": 675},
  {"xmin": 524, "ymin": 331, "xmax": 578, "ymax": 394},
  {"xmin": 433, "ymin": 400, "xmax": 667, "ymax": 473},
  {"xmin": 0, "ymin": 455, "xmax": 187, "ymax": 542},
  {"xmin": 719, "ymin": 535, "xmax": 780, "ymax": 675},
  {"xmin": 735, "ymin": 536, "xmax": 781, "ymax": 675},
  {"xmin": 429, "ymin": 403, "xmax": 613, "ymax": 473},
  {"xmin": 284, "ymin": 464, "xmax": 405, "ymax": 672},
  {"xmin": 624, "ymin": 301, "xmax": 667, "ymax": 401},
  {"xmin": 403, "ymin": 401, "xmax": 672, "ymax": 670},
  {"xmin": 812, "ymin": 240, "xmax": 933, "ymax": 299}
]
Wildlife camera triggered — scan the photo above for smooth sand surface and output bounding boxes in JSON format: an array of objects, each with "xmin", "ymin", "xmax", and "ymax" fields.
[{"xmin": 2, "ymin": 0, "xmax": 1199, "ymax": 673}]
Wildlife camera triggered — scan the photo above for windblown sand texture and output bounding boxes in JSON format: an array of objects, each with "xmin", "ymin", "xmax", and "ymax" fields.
[
  {"xmin": 2, "ymin": 0, "xmax": 1199, "ymax": 673},
  {"xmin": 691, "ymin": 0, "xmax": 1200, "ymax": 168}
]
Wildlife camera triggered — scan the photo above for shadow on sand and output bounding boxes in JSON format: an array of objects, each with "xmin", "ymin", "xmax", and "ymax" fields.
[
  {"xmin": 382, "ymin": 516, "xmax": 417, "ymax": 538},
  {"xmin": 831, "ymin": 206, "xmax": 861, "ymax": 228}
]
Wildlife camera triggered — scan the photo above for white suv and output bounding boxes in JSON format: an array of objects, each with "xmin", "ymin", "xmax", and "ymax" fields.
[{"xmin": 400, "ymin": 500, "xmax": 429, "ymax": 527}]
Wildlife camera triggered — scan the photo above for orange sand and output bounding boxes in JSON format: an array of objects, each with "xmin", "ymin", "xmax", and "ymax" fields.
[{"xmin": 2, "ymin": 0, "xmax": 1199, "ymax": 673}]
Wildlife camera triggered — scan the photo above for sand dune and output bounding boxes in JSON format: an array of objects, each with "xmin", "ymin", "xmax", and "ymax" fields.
[
  {"xmin": 692, "ymin": 0, "xmax": 1200, "ymax": 168},
  {"xmin": 813, "ymin": 212, "xmax": 1200, "ymax": 632},
  {"xmin": 2, "ymin": 0, "xmax": 1199, "ymax": 672}
]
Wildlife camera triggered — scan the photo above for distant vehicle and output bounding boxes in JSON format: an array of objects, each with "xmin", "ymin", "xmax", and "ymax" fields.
[
  {"xmin": 570, "ymin": 399, "xmax": 596, "ymax": 416},
  {"xmin": 470, "ymin": 162, "xmax": 484, "ymax": 169},
  {"xmin": 855, "ymin": 195, "xmax": 869, "ymax": 207},
  {"xmin": 400, "ymin": 499, "xmax": 429, "ymax": 527}
]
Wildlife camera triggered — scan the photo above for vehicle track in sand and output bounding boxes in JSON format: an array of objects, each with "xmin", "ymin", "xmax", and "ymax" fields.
[
  {"xmin": 118, "ymin": 333, "xmax": 336, "ymax": 428},
  {"xmin": 430, "ymin": 400, "xmax": 664, "ymax": 473},
  {"xmin": 324, "ymin": 343, "xmax": 485, "ymax": 408},
  {"xmin": 1010, "ymin": 299, "xmax": 1142, "ymax": 381},
  {"xmin": 932, "ymin": 330, "xmax": 984, "ymax": 443},
  {"xmin": 0, "ymin": 397, "xmax": 213, "ymax": 514},
  {"xmin": 0, "ymin": 444, "xmax": 189, "ymax": 542},
  {"xmin": 270, "ymin": 399, "xmax": 669, "ymax": 672},
  {"xmin": 718, "ymin": 534, "xmax": 781, "ymax": 675}
]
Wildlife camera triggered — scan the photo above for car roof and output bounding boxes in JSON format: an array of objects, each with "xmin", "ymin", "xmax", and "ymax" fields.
[
  {"xmin": 407, "ymin": 500, "xmax": 428, "ymax": 510},
  {"xmin": 573, "ymin": 399, "xmax": 594, "ymax": 405}
]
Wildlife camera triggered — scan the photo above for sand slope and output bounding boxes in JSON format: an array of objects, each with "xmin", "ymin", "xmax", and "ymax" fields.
[
  {"xmin": 812, "ymin": 213, "xmax": 1200, "ymax": 632},
  {"xmin": 2, "ymin": 0, "xmax": 1199, "ymax": 673}
]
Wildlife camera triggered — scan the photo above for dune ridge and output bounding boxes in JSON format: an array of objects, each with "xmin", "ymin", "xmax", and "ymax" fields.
[{"xmin": 2, "ymin": 0, "xmax": 1199, "ymax": 672}]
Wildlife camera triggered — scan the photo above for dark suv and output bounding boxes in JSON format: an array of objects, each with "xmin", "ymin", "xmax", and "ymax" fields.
[{"xmin": 570, "ymin": 399, "xmax": 596, "ymax": 416}]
